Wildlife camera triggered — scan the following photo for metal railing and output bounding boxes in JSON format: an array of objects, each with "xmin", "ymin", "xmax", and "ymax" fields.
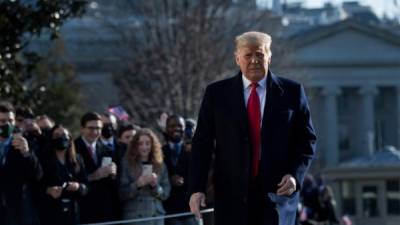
[{"xmin": 79, "ymin": 208, "xmax": 214, "ymax": 225}]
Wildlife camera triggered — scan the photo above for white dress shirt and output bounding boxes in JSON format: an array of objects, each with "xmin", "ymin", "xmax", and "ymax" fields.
[{"xmin": 242, "ymin": 74, "xmax": 267, "ymax": 122}]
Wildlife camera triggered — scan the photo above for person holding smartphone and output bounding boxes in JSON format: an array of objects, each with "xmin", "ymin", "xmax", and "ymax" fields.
[
  {"xmin": 0, "ymin": 102, "xmax": 42, "ymax": 225},
  {"xmin": 74, "ymin": 112, "xmax": 119, "ymax": 223},
  {"xmin": 40, "ymin": 125, "xmax": 88, "ymax": 225},
  {"xmin": 119, "ymin": 128, "xmax": 170, "ymax": 225}
]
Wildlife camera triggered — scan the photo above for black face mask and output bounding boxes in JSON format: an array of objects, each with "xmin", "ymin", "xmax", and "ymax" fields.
[
  {"xmin": 0, "ymin": 124, "xmax": 14, "ymax": 139},
  {"xmin": 101, "ymin": 124, "xmax": 115, "ymax": 139},
  {"xmin": 52, "ymin": 136, "xmax": 71, "ymax": 151}
]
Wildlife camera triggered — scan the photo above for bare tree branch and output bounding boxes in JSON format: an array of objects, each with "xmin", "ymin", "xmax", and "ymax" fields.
[{"xmin": 105, "ymin": 0, "xmax": 285, "ymax": 127}]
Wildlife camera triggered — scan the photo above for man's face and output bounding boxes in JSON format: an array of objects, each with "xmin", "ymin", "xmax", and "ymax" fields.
[
  {"xmin": 235, "ymin": 44, "xmax": 270, "ymax": 82},
  {"xmin": 166, "ymin": 117, "xmax": 185, "ymax": 142},
  {"xmin": 101, "ymin": 115, "xmax": 118, "ymax": 139},
  {"xmin": 0, "ymin": 112, "xmax": 15, "ymax": 127},
  {"xmin": 101, "ymin": 115, "xmax": 117, "ymax": 130},
  {"xmin": 81, "ymin": 120, "xmax": 103, "ymax": 143},
  {"xmin": 0, "ymin": 112, "xmax": 15, "ymax": 140},
  {"xmin": 15, "ymin": 115, "xmax": 26, "ymax": 131}
]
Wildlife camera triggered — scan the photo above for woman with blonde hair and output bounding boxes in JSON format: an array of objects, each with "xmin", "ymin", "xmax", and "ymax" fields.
[{"xmin": 119, "ymin": 128, "xmax": 171, "ymax": 225}]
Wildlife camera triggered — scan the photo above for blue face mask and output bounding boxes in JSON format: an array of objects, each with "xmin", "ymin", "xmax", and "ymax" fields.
[{"xmin": 0, "ymin": 124, "xmax": 14, "ymax": 139}]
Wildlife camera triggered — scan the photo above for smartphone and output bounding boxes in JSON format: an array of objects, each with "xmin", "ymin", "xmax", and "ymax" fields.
[
  {"xmin": 101, "ymin": 157, "xmax": 112, "ymax": 166},
  {"xmin": 142, "ymin": 164, "xmax": 153, "ymax": 176}
]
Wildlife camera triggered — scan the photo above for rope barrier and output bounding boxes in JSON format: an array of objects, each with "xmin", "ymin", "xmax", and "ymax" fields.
[{"xmin": 79, "ymin": 208, "xmax": 214, "ymax": 225}]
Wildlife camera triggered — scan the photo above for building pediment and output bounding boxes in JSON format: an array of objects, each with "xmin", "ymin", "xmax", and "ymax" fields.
[{"xmin": 289, "ymin": 19, "xmax": 400, "ymax": 66}]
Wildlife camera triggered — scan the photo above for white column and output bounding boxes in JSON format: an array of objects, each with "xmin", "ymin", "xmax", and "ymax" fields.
[
  {"xmin": 322, "ymin": 85, "xmax": 341, "ymax": 167},
  {"xmin": 358, "ymin": 85, "xmax": 378, "ymax": 156}
]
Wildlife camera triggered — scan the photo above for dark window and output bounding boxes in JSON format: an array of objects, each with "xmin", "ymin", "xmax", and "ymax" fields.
[
  {"xmin": 386, "ymin": 180, "xmax": 400, "ymax": 215},
  {"xmin": 341, "ymin": 181, "xmax": 356, "ymax": 215},
  {"xmin": 362, "ymin": 185, "xmax": 379, "ymax": 217}
]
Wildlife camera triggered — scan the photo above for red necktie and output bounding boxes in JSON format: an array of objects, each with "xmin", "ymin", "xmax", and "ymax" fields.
[{"xmin": 247, "ymin": 83, "xmax": 261, "ymax": 178}]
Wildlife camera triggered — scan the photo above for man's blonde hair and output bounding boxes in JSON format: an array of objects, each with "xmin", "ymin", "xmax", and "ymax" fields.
[{"xmin": 235, "ymin": 31, "xmax": 272, "ymax": 57}]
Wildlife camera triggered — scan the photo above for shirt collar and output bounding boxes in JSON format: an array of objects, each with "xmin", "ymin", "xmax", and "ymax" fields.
[
  {"xmin": 102, "ymin": 137, "xmax": 114, "ymax": 145},
  {"xmin": 81, "ymin": 136, "xmax": 97, "ymax": 149},
  {"xmin": 242, "ymin": 73, "xmax": 267, "ymax": 90}
]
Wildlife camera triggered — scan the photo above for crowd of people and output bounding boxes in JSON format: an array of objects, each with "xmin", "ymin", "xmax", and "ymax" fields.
[
  {"xmin": 0, "ymin": 99, "xmax": 345, "ymax": 225},
  {"xmin": 0, "ymin": 101, "xmax": 199, "ymax": 225}
]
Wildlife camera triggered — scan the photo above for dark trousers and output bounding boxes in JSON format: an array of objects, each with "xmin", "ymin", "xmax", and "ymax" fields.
[{"xmin": 248, "ymin": 176, "xmax": 279, "ymax": 225}]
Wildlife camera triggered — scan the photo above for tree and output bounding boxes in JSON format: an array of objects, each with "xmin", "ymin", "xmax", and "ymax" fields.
[
  {"xmin": 110, "ymin": 0, "xmax": 286, "ymax": 127},
  {"xmin": 32, "ymin": 39, "xmax": 85, "ymax": 130},
  {"xmin": 0, "ymin": 0, "xmax": 86, "ymax": 118}
]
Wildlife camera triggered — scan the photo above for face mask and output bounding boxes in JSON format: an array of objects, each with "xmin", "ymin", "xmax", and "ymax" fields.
[
  {"xmin": 52, "ymin": 136, "xmax": 71, "ymax": 151},
  {"xmin": 101, "ymin": 124, "xmax": 114, "ymax": 139},
  {"xmin": 0, "ymin": 124, "xmax": 14, "ymax": 139}
]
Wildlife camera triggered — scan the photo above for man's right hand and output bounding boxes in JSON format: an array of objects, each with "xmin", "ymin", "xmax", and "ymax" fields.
[
  {"xmin": 189, "ymin": 192, "xmax": 206, "ymax": 219},
  {"xmin": 171, "ymin": 175, "xmax": 184, "ymax": 187},
  {"xmin": 89, "ymin": 165, "xmax": 110, "ymax": 181},
  {"xmin": 46, "ymin": 186, "xmax": 62, "ymax": 199}
]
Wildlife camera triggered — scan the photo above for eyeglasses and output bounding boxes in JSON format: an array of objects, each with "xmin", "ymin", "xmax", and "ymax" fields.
[{"xmin": 85, "ymin": 126, "xmax": 102, "ymax": 131}]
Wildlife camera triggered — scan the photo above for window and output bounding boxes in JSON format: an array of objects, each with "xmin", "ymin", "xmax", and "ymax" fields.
[
  {"xmin": 362, "ymin": 185, "xmax": 379, "ymax": 217},
  {"xmin": 386, "ymin": 180, "xmax": 400, "ymax": 215},
  {"xmin": 341, "ymin": 181, "xmax": 356, "ymax": 215}
]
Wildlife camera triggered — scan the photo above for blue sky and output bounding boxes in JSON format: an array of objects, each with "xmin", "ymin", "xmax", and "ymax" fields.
[{"xmin": 258, "ymin": 0, "xmax": 400, "ymax": 18}]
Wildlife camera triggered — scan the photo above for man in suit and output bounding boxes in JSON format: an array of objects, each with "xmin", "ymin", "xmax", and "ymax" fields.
[
  {"xmin": 75, "ymin": 112, "xmax": 119, "ymax": 223},
  {"xmin": 100, "ymin": 113, "xmax": 124, "ymax": 176},
  {"xmin": 0, "ymin": 102, "xmax": 42, "ymax": 225},
  {"xmin": 163, "ymin": 115, "xmax": 196, "ymax": 225},
  {"xmin": 189, "ymin": 31, "xmax": 317, "ymax": 225},
  {"xmin": 100, "ymin": 113, "xmax": 119, "ymax": 153}
]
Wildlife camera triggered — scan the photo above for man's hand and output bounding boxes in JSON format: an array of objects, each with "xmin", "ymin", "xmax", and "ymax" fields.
[
  {"xmin": 277, "ymin": 174, "xmax": 297, "ymax": 196},
  {"xmin": 89, "ymin": 165, "xmax": 111, "ymax": 181},
  {"xmin": 189, "ymin": 192, "xmax": 206, "ymax": 219},
  {"xmin": 66, "ymin": 182, "xmax": 80, "ymax": 192},
  {"xmin": 46, "ymin": 186, "xmax": 62, "ymax": 199},
  {"xmin": 171, "ymin": 175, "xmax": 184, "ymax": 187},
  {"xmin": 12, "ymin": 134, "xmax": 29, "ymax": 156},
  {"xmin": 108, "ymin": 162, "xmax": 117, "ymax": 178}
]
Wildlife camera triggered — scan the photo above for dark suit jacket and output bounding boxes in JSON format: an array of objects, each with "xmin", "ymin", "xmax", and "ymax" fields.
[
  {"xmin": 162, "ymin": 143, "xmax": 192, "ymax": 214},
  {"xmin": 74, "ymin": 137, "xmax": 119, "ymax": 223},
  {"xmin": 189, "ymin": 71, "xmax": 317, "ymax": 225},
  {"xmin": 102, "ymin": 137, "xmax": 126, "ymax": 180},
  {"xmin": 0, "ymin": 144, "xmax": 42, "ymax": 225}
]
